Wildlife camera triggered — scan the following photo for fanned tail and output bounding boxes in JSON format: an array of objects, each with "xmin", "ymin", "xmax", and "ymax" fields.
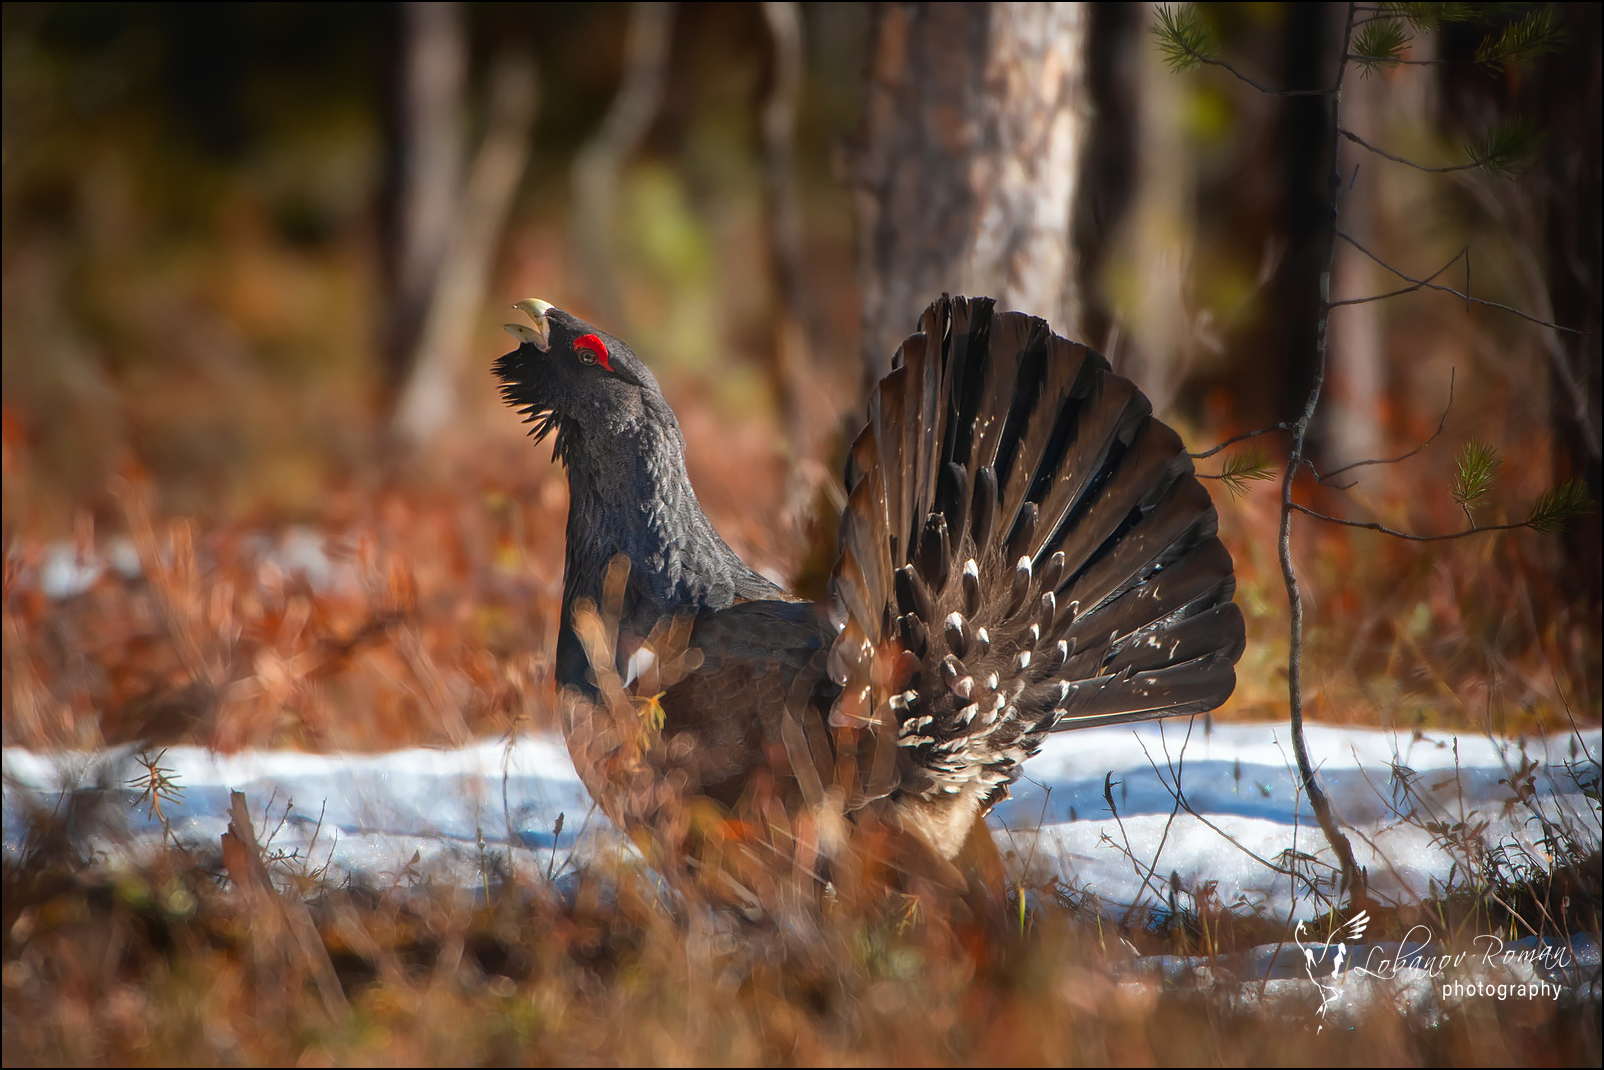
[{"xmin": 827, "ymin": 295, "xmax": 1245, "ymax": 856}]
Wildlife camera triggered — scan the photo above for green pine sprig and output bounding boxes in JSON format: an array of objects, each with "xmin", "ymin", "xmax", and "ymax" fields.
[
  {"xmin": 1525, "ymin": 478, "xmax": 1592, "ymax": 534},
  {"xmin": 1379, "ymin": 3, "xmax": 1491, "ymax": 31},
  {"xmin": 1466, "ymin": 117, "xmax": 1545, "ymax": 177},
  {"xmin": 1352, "ymin": 19, "xmax": 1410, "ymax": 76},
  {"xmin": 1451, "ymin": 439, "xmax": 1501, "ymax": 519},
  {"xmin": 1152, "ymin": 4, "xmax": 1218, "ymax": 73},
  {"xmin": 131, "ymin": 749, "xmax": 185, "ymax": 829},
  {"xmin": 1474, "ymin": 6, "xmax": 1564, "ymax": 72},
  {"xmin": 1212, "ymin": 449, "xmax": 1277, "ymax": 499}
]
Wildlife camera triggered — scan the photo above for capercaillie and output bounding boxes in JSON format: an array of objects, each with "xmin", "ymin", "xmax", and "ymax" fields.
[{"xmin": 497, "ymin": 295, "xmax": 1244, "ymax": 863}]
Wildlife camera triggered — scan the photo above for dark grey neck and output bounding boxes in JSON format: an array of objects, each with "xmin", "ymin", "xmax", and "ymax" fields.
[{"xmin": 554, "ymin": 397, "xmax": 780, "ymax": 690}]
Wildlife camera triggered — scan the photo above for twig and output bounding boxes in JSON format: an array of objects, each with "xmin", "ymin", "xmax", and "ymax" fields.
[
  {"xmin": 221, "ymin": 791, "xmax": 349, "ymax": 1019},
  {"xmin": 547, "ymin": 812, "xmax": 565, "ymax": 883},
  {"xmin": 1336, "ymin": 231, "xmax": 1583, "ymax": 332},
  {"xmin": 1313, "ymin": 369, "xmax": 1454, "ymax": 485},
  {"xmin": 1339, "ymin": 127, "xmax": 1481, "ymax": 171},
  {"xmin": 1137, "ymin": 730, "xmax": 1326, "ymax": 898},
  {"xmin": 1279, "ymin": 1, "xmax": 1368, "ymax": 907},
  {"xmin": 1195, "ymin": 55, "xmax": 1336, "ymax": 97},
  {"xmin": 1099, "ymin": 771, "xmax": 1181, "ymax": 922},
  {"xmin": 1189, "ymin": 422, "xmax": 1293, "ymax": 459},
  {"xmin": 1289, "ymin": 503, "xmax": 1532, "ymax": 541}
]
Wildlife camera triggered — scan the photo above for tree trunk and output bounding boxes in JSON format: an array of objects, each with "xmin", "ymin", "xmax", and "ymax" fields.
[
  {"xmin": 847, "ymin": 2, "xmax": 1090, "ymax": 390},
  {"xmin": 1324, "ymin": 55, "xmax": 1385, "ymax": 481},
  {"xmin": 382, "ymin": 4, "xmax": 538, "ymax": 449},
  {"xmin": 384, "ymin": 2, "xmax": 466, "ymax": 387},
  {"xmin": 1102, "ymin": 2, "xmax": 1195, "ymax": 417},
  {"xmin": 1534, "ymin": 4, "xmax": 1603, "ymax": 621},
  {"xmin": 391, "ymin": 52, "xmax": 537, "ymax": 447}
]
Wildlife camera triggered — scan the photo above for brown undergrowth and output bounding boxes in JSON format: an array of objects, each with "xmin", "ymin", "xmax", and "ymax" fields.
[{"xmin": 4, "ymin": 753, "xmax": 1599, "ymax": 1067}]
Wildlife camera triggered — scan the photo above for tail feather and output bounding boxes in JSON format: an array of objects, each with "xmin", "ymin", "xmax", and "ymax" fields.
[
  {"xmin": 829, "ymin": 295, "xmax": 1245, "ymax": 852},
  {"xmin": 997, "ymin": 335, "xmax": 1092, "ymax": 554},
  {"xmin": 1029, "ymin": 374, "xmax": 1145, "ymax": 565},
  {"xmin": 1064, "ymin": 538, "xmax": 1237, "ymax": 655},
  {"xmin": 1058, "ymin": 466, "xmax": 1219, "ymax": 626},
  {"xmin": 1052, "ymin": 648, "xmax": 1242, "ymax": 726},
  {"xmin": 1104, "ymin": 603, "xmax": 1246, "ymax": 676}
]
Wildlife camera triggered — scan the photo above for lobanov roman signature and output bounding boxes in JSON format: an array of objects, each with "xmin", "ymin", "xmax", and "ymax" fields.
[
  {"xmin": 1295, "ymin": 917, "xmax": 1575, "ymax": 1029},
  {"xmin": 1352, "ymin": 926, "xmax": 1575, "ymax": 980}
]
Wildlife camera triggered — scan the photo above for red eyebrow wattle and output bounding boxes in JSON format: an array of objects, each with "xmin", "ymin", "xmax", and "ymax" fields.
[{"xmin": 574, "ymin": 334, "xmax": 612, "ymax": 371}]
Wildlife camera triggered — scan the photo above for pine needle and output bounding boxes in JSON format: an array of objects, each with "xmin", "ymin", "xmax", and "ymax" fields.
[
  {"xmin": 1352, "ymin": 20, "xmax": 1409, "ymax": 76},
  {"xmin": 1475, "ymin": 6, "xmax": 1564, "ymax": 72},
  {"xmin": 1208, "ymin": 449, "xmax": 1277, "ymax": 499},
  {"xmin": 1525, "ymin": 478, "xmax": 1592, "ymax": 534},
  {"xmin": 1450, "ymin": 439, "xmax": 1501, "ymax": 519},
  {"xmin": 1152, "ymin": 4, "xmax": 1217, "ymax": 73}
]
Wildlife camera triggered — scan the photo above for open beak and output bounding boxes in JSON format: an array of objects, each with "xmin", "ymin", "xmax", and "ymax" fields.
[{"xmin": 503, "ymin": 298, "xmax": 554, "ymax": 351}]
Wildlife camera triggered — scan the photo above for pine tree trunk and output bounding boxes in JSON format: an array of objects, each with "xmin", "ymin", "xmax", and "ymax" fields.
[
  {"xmin": 848, "ymin": 2, "xmax": 1090, "ymax": 390},
  {"xmin": 383, "ymin": 2, "xmax": 466, "ymax": 387}
]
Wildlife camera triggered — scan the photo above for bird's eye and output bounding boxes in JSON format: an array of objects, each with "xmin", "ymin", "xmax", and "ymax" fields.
[{"xmin": 573, "ymin": 333, "xmax": 612, "ymax": 371}]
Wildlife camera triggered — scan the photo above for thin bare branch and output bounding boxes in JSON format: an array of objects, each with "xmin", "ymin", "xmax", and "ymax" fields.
[
  {"xmin": 1339, "ymin": 128, "xmax": 1481, "ymax": 171},
  {"xmin": 1328, "ymin": 284, "xmax": 1436, "ymax": 307},
  {"xmin": 1279, "ymin": 2, "xmax": 1368, "ymax": 908},
  {"xmin": 1315, "ymin": 369, "xmax": 1455, "ymax": 482},
  {"xmin": 1338, "ymin": 232, "xmax": 1584, "ymax": 332},
  {"xmin": 1196, "ymin": 54, "xmax": 1337, "ymax": 96},
  {"xmin": 1295, "ymin": 456, "xmax": 1359, "ymax": 492},
  {"xmin": 1100, "ymin": 771, "xmax": 1184, "ymax": 923},
  {"xmin": 1346, "ymin": 53, "xmax": 1457, "ymax": 66},
  {"xmin": 1290, "ymin": 503, "xmax": 1531, "ymax": 540},
  {"xmin": 1137, "ymin": 730, "xmax": 1326, "ymax": 896},
  {"xmin": 1189, "ymin": 422, "xmax": 1293, "ymax": 459}
]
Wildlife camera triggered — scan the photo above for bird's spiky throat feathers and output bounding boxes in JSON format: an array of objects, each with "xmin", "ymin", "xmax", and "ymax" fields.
[{"xmin": 493, "ymin": 299, "xmax": 666, "ymax": 466}]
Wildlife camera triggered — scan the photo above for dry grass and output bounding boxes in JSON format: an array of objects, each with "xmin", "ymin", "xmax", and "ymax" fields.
[{"xmin": 4, "ymin": 781, "xmax": 1599, "ymax": 1067}]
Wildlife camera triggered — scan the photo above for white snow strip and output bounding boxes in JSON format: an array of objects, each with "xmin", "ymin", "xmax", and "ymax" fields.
[{"xmin": 4, "ymin": 722, "xmax": 1597, "ymax": 921}]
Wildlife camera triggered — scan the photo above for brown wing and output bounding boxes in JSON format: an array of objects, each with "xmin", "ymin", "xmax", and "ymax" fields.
[{"xmin": 657, "ymin": 599, "xmax": 832, "ymax": 807}]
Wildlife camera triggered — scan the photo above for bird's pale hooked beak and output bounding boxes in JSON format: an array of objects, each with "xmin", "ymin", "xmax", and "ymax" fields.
[{"xmin": 504, "ymin": 298, "xmax": 554, "ymax": 351}]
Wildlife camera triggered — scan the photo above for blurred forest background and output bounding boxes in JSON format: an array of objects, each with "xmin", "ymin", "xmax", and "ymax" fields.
[{"xmin": 2, "ymin": 2, "xmax": 1599, "ymax": 753}]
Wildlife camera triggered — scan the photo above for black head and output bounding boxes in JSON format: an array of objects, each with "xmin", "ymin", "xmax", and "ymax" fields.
[{"xmin": 494, "ymin": 299, "xmax": 669, "ymax": 459}]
